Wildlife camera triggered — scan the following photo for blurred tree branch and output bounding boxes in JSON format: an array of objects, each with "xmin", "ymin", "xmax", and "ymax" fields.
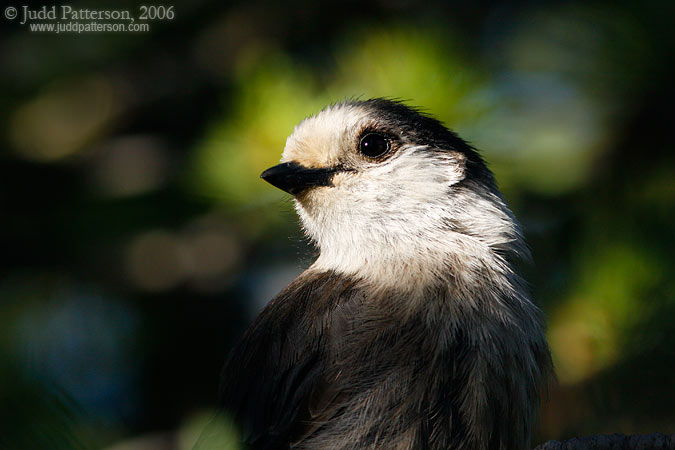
[{"xmin": 534, "ymin": 433, "xmax": 675, "ymax": 450}]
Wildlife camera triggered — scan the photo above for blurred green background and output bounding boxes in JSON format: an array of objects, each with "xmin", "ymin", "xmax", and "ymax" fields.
[{"xmin": 1, "ymin": 0, "xmax": 673, "ymax": 448}]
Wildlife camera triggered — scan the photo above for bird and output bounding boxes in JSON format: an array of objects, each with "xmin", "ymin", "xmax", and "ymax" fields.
[{"xmin": 212, "ymin": 98, "xmax": 553, "ymax": 450}]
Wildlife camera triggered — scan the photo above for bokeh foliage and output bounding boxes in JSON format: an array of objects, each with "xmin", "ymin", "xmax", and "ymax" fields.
[{"xmin": 0, "ymin": 0, "xmax": 673, "ymax": 448}]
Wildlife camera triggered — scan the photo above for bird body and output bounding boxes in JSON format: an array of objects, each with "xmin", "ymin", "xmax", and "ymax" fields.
[{"xmin": 217, "ymin": 99, "xmax": 552, "ymax": 450}]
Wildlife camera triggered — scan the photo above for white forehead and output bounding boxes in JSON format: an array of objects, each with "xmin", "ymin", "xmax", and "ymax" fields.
[{"xmin": 281, "ymin": 103, "xmax": 371, "ymax": 168}]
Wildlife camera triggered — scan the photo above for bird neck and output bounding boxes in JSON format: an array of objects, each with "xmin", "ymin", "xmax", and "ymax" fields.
[{"xmin": 307, "ymin": 180, "xmax": 528, "ymax": 301}]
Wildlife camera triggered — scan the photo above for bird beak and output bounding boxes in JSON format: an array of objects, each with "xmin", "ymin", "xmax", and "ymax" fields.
[{"xmin": 261, "ymin": 162, "xmax": 338, "ymax": 196}]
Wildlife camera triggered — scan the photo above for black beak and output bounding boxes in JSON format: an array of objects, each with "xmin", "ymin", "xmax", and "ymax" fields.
[{"xmin": 260, "ymin": 162, "xmax": 339, "ymax": 196}]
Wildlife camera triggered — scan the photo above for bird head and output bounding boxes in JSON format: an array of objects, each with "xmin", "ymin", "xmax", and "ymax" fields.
[{"xmin": 262, "ymin": 99, "xmax": 527, "ymax": 289}]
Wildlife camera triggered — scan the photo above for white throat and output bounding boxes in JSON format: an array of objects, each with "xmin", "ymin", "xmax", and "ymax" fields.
[{"xmin": 298, "ymin": 169, "xmax": 526, "ymax": 295}]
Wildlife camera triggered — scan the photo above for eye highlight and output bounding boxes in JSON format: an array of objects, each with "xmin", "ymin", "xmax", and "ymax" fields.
[{"xmin": 359, "ymin": 133, "xmax": 390, "ymax": 158}]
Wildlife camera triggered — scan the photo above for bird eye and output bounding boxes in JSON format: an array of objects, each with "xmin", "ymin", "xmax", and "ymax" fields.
[{"xmin": 359, "ymin": 133, "xmax": 390, "ymax": 158}]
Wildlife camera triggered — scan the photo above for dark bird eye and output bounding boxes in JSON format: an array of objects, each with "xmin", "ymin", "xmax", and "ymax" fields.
[{"xmin": 359, "ymin": 133, "xmax": 390, "ymax": 158}]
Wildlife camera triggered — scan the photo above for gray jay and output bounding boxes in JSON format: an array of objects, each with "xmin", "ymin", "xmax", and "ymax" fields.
[{"xmin": 216, "ymin": 99, "xmax": 552, "ymax": 450}]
